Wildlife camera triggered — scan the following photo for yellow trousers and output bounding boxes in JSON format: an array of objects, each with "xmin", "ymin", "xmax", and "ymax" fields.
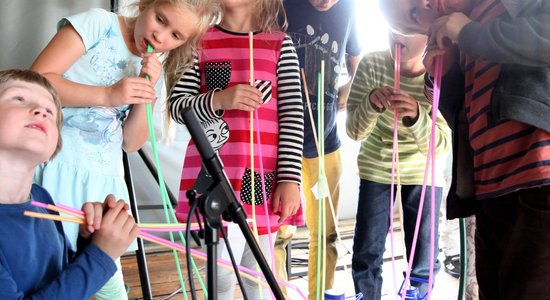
[{"xmin": 274, "ymin": 149, "xmax": 342, "ymax": 299}]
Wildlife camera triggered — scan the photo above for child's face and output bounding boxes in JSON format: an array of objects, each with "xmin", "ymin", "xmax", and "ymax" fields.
[
  {"xmin": 0, "ymin": 80, "xmax": 59, "ymax": 162},
  {"xmin": 381, "ymin": 0, "xmax": 471, "ymax": 35},
  {"xmin": 134, "ymin": 2, "xmax": 200, "ymax": 53}
]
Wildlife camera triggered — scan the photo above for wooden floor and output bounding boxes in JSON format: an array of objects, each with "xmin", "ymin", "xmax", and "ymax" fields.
[{"xmin": 122, "ymin": 247, "xmax": 211, "ymax": 300}]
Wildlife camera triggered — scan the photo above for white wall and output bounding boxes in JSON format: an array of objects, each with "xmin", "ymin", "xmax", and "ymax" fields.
[{"xmin": 0, "ymin": 0, "xmax": 110, "ymax": 69}]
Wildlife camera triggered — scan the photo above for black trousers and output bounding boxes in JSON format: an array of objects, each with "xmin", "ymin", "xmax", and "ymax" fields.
[{"xmin": 475, "ymin": 186, "xmax": 550, "ymax": 300}]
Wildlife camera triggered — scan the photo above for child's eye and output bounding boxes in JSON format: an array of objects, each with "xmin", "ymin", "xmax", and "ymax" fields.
[
  {"xmin": 14, "ymin": 96, "xmax": 25, "ymax": 102},
  {"xmin": 46, "ymin": 108, "xmax": 54, "ymax": 116},
  {"xmin": 156, "ymin": 15, "xmax": 165, "ymax": 24},
  {"xmin": 172, "ymin": 32, "xmax": 182, "ymax": 41},
  {"xmin": 410, "ymin": 7, "xmax": 419, "ymax": 24}
]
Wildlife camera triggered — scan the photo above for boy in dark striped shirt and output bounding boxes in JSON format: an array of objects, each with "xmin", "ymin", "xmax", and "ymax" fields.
[{"xmin": 380, "ymin": 0, "xmax": 550, "ymax": 299}]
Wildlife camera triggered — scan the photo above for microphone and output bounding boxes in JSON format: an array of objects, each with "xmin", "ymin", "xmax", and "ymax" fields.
[
  {"xmin": 181, "ymin": 107, "xmax": 217, "ymax": 166},
  {"xmin": 179, "ymin": 106, "xmax": 285, "ymax": 299},
  {"xmin": 180, "ymin": 107, "xmax": 240, "ymax": 220}
]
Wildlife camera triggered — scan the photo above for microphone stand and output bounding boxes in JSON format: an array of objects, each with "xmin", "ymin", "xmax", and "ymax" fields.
[{"xmin": 181, "ymin": 107, "xmax": 285, "ymax": 300}]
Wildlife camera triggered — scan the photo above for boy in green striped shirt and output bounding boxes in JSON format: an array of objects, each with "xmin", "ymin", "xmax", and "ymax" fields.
[{"xmin": 346, "ymin": 32, "xmax": 451, "ymax": 298}]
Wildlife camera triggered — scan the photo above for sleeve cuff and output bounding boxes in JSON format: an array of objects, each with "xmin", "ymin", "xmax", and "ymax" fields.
[{"xmin": 207, "ymin": 89, "xmax": 224, "ymax": 119}]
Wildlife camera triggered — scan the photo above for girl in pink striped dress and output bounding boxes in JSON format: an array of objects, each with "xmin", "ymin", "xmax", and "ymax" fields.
[{"xmin": 169, "ymin": 0, "xmax": 303, "ymax": 298}]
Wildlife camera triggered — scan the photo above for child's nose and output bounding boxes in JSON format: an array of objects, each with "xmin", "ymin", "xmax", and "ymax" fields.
[
  {"xmin": 152, "ymin": 31, "xmax": 165, "ymax": 44},
  {"xmin": 32, "ymin": 106, "xmax": 48, "ymax": 118}
]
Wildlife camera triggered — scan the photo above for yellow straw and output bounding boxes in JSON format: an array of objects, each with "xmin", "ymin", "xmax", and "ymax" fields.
[
  {"xmin": 249, "ymin": 32, "xmax": 257, "ymax": 238},
  {"xmin": 24, "ymin": 211, "xmax": 84, "ymax": 224},
  {"xmin": 24, "ymin": 210, "xmax": 270, "ymax": 288},
  {"xmin": 248, "ymin": 31, "xmax": 264, "ymax": 297}
]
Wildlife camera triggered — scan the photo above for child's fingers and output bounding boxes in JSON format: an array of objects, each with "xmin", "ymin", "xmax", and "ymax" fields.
[
  {"xmin": 105, "ymin": 194, "xmax": 118, "ymax": 208},
  {"xmin": 92, "ymin": 203, "xmax": 103, "ymax": 230},
  {"xmin": 112, "ymin": 206, "xmax": 132, "ymax": 229},
  {"xmin": 121, "ymin": 215, "xmax": 137, "ymax": 236},
  {"xmin": 101, "ymin": 199, "xmax": 126, "ymax": 224},
  {"xmin": 81, "ymin": 203, "xmax": 95, "ymax": 225},
  {"xmin": 86, "ymin": 224, "xmax": 96, "ymax": 235},
  {"xmin": 271, "ymin": 196, "xmax": 281, "ymax": 214},
  {"xmin": 128, "ymin": 222, "xmax": 140, "ymax": 240}
]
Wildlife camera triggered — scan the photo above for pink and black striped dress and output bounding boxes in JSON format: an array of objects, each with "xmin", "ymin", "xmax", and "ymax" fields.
[{"xmin": 170, "ymin": 26, "xmax": 304, "ymax": 234}]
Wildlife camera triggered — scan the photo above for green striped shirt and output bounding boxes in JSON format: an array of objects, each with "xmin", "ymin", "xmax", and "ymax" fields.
[{"xmin": 346, "ymin": 51, "xmax": 451, "ymax": 186}]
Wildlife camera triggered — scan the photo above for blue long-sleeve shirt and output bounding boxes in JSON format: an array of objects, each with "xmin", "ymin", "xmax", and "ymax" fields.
[{"xmin": 0, "ymin": 184, "xmax": 116, "ymax": 300}]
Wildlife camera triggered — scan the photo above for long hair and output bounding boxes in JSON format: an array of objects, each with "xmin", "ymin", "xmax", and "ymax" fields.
[
  {"xmin": 0, "ymin": 69, "xmax": 63, "ymax": 158},
  {"xmin": 134, "ymin": 0, "xmax": 223, "ymax": 91},
  {"xmin": 125, "ymin": 0, "xmax": 222, "ymax": 141},
  {"xmin": 254, "ymin": 0, "xmax": 287, "ymax": 33}
]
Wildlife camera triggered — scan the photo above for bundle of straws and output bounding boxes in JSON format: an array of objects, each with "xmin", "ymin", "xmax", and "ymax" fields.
[{"xmin": 24, "ymin": 201, "xmax": 306, "ymax": 298}]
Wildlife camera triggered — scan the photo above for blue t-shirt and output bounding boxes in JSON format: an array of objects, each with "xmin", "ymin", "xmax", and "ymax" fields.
[
  {"xmin": 0, "ymin": 184, "xmax": 116, "ymax": 299},
  {"xmin": 284, "ymin": 0, "xmax": 361, "ymax": 158},
  {"xmin": 34, "ymin": 8, "xmax": 151, "ymax": 251}
]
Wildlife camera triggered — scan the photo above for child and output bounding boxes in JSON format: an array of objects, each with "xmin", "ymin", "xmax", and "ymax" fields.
[
  {"xmin": 30, "ymin": 1, "xmax": 222, "ymax": 299},
  {"xmin": 169, "ymin": 0, "xmax": 304, "ymax": 298},
  {"xmin": 346, "ymin": 32, "xmax": 451, "ymax": 298},
  {"xmin": 380, "ymin": 0, "xmax": 550, "ymax": 298},
  {"xmin": 0, "ymin": 69, "xmax": 139, "ymax": 299},
  {"xmin": 276, "ymin": 1, "xmax": 362, "ymax": 298}
]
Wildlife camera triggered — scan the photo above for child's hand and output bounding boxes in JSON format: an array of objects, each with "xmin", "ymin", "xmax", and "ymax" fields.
[
  {"xmin": 139, "ymin": 52, "xmax": 162, "ymax": 85},
  {"xmin": 369, "ymin": 86, "xmax": 393, "ymax": 112},
  {"xmin": 422, "ymin": 42, "xmax": 457, "ymax": 77},
  {"xmin": 428, "ymin": 12, "xmax": 472, "ymax": 50},
  {"xmin": 107, "ymin": 77, "xmax": 156, "ymax": 107},
  {"xmin": 271, "ymin": 182, "xmax": 301, "ymax": 224},
  {"xmin": 212, "ymin": 84, "xmax": 262, "ymax": 111},
  {"xmin": 79, "ymin": 194, "xmax": 129, "ymax": 239},
  {"xmin": 390, "ymin": 91, "xmax": 419, "ymax": 125},
  {"xmin": 91, "ymin": 198, "xmax": 138, "ymax": 260}
]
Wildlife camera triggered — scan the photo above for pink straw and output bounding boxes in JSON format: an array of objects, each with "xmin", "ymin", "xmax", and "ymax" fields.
[
  {"xmin": 401, "ymin": 55, "xmax": 443, "ymax": 300},
  {"xmin": 30, "ymin": 201, "xmax": 305, "ymax": 299}
]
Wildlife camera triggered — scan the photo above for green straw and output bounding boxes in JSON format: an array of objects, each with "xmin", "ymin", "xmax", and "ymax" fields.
[{"xmin": 143, "ymin": 43, "xmax": 207, "ymax": 298}]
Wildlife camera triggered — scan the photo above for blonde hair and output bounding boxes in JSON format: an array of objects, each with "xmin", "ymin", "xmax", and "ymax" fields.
[
  {"xmin": 134, "ymin": 0, "xmax": 223, "ymax": 91},
  {"xmin": 253, "ymin": 0, "xmax": 287, "ymax": 33},
  {"xmin": 124, "ymin": 0, "xmax": 222, "ymax": 142},
  {"xmin": 0, "ymin": 69, "xmax": 63, "ymax": 158}
]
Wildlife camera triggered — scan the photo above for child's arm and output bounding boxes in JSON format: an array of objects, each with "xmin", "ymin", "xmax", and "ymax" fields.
[
  {"xmin": 120, "ymin": 53, "xmax": 163, "ymax": 152},
  {"xmin": 30, "ymin": 24, "xmax": 156, "ymax": 108},
  {"xmin": 170, "ymin": 53, "xmax": 263, "ymax": 124},
  {"xmin": 346, "ymin": 55, "xmax": 387, "ymax": 141},
  {"xmin": 429, "ymin": 1, "xmax": 550, "ymax": 66},
  {"xmin": 0, "ymin": 195, "xmax": 137, "ymax": 300},
  {"xmin": 271, "ymin": 36, "xmax": 304, "ymax": 223},
  {"xmin": 0, "ymin": 245, "xmax": 117, "ymax": 300},
  {"xmin": 211, "ymin": 85, "xmax": 262, "ymax": 112},
  {"xmin": 397, "ymin": 92, "xmax": 452, "ymax": 158},
  {"xmin": 170, "ymin": 54, "xmax": 223, "ymax": 123}
]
